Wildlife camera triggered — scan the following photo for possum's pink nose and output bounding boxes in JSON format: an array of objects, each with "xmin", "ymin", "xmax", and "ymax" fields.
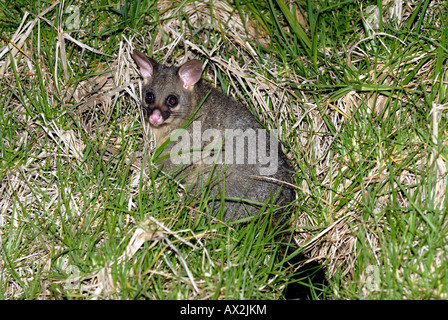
[{"xmin": 149, "ymin": 109, "xmax": 163, "ymax": 126}]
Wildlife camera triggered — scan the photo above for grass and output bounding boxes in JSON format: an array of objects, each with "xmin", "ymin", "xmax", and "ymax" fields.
[{"xmin": 1, "ymin": 0, "xmax": 448, "ymax": 299}]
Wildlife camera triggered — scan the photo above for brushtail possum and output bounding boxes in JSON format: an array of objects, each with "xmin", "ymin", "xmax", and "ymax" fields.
[
  {"xmin": 132, "ymin": 49, "xmax": 294, "ymax": 222},
  {"xmin": 132, "ymin": 49, "xmax": 326, "ymax": 298}
]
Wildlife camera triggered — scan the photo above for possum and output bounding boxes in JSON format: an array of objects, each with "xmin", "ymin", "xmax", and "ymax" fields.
[{"xmin": 132, "ymin": 49, "xmax": 326, "ymax": 299}]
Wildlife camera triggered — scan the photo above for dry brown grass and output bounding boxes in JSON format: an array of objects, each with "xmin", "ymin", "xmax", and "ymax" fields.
[
  {"xmin": 2, "ymin": 0, "xmax": 447, "ymax": 299},
  {"xmin": 0, "ymin": 0, "xmax": 353, "ymax": 298}
]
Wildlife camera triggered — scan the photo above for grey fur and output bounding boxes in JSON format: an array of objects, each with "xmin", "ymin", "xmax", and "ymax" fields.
[{"xmin": 133, "ymin": 50, "xmax": 295, "ymax": 222}]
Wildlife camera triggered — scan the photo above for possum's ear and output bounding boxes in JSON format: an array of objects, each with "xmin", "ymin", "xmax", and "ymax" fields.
[
  {"xmin": 178, "ymin": 59, "xmax": 203, "ymax": 90},
  {"xmin": 132, "ymin": 49, "xmax": 158, "ymax": 80}
]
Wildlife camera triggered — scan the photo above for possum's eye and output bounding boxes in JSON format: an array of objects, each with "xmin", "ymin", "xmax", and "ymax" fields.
[
  {"xmin": 166, "ymin": 95, "xmax": 178, "ymax": 107},
  {"xmin": 145, "ymin": 91, "xmax": 155, "ymax": 104}
]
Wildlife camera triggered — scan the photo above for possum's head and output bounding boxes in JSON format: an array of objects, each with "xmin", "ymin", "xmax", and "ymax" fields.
[{"xmin": 132, "ymin": 49, "xmax": 203, "ymax": 127}]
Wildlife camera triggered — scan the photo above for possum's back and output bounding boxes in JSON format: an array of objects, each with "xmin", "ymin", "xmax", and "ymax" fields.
[{"xmin": 181, "ymin": 81, "xmax": 295, "ymax": 221}]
